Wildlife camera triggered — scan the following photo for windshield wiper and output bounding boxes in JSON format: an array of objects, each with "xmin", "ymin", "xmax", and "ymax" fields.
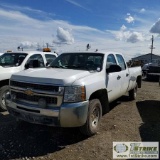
[
  {"xmin": 0, "ymin": 64, "xmax": 17, "ymax": 67},
  {"xmin": 50, "ymin": 65, "xmax": 97, "ymax": 71},
  {"xmin": 50, "ymin": 65, "xmax": 66, "ymax": 68},
  {"xmin": 64, "ymin": 65, "xmax": 91, "ymax": 71},
  {"xmin": 64, "ymin": 65, "xmax": 79, "ymax": 69}
]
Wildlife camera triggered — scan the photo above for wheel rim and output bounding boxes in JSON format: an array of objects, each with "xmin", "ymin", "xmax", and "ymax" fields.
[
  {"xmin": 91, "ymin": 106, "xmax": 100, "ymax": 129},
  {"xmin": 2, "ymin": 93, "xmax": 6, "ymax": 106},
  {"xmin": 1, "ymin": 90, "xmax": 9, "ymax": 108},
  {"xmin": 134, "ymin": 85, "xmax": 138, "ymax": 98}
]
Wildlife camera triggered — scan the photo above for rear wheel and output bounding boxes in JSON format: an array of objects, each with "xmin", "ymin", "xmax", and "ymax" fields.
[
  {"xmin": 129, "ymin": 83, "xmax": 137, "ymax": 100},
  {"xmin": 80, "ymin": 99, "xmax": 102, "ymax": 136},
  {"xmin": 0, "ymin": 85, "xmax": 9, "ymax": 111}
]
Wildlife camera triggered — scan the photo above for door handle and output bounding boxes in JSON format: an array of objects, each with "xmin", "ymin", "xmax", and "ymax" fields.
[
  {"xmin": 117, "ymin": 75, "xmax": 121, "ymax": 80},
  {"xmin": 126, "ymin": 73, "xmax": 129, "ymax": 77}
]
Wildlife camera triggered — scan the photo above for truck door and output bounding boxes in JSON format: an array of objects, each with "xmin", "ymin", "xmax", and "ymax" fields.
[
  {"xmin": 115, "ymin": 54, "xmax": 130, "ymax": 95},
  {"xmin": 106, "ymin": 54, "xmax": 122, "ymax": 102}
]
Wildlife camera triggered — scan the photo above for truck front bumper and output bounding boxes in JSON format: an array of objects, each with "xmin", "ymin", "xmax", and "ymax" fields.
[{"xmin": 6, "ymin": 97, "xmax": 89, "ymax": 127}]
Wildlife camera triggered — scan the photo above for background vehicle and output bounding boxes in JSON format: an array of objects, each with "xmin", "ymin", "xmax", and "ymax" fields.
[
  {"xmin": 0, "ymin": 51, "xmax": 57, "ymax": 111},
  {"xmin": 6, "ymin": 51, "xmax": 142, "ymax": 136},
  {"xmin": 146, "ymin": 65, "xmax": 160, "ymax": 81},
  {"xmin": 142, "ymin": 63, "xmax": 152, "ymax": 77}
]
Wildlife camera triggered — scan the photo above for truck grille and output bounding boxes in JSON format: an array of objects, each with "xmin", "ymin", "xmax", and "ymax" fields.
[
  {"xmin": 10, "ymin": 80, "xmax": 59, "ymax": 92},
  {"xmin": 11, "ymin": 91, "xmax": 57, "ymax": 104}
]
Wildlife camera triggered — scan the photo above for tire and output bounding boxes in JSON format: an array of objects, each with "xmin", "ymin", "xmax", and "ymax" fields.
[
  {"xmin": 0, "ymin": 85, "xmax": 9, "ymax": 111},
  {"xmin": 80, "ymin": 99, "xmax": 102, "ymax": 136},
  {"xmin": 129, "ymin": 83, "xmax": 138, "ymax": 100}
]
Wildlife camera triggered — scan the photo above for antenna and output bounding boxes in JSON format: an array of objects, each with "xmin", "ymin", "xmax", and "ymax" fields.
[{"xmin": 86, "ymin": 43, "xmax": 91, "ymax": 51}]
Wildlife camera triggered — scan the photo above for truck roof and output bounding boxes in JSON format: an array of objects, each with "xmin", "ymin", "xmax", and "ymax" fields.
[
  {"xmin": 4, "ymin": 51, "xmax": 57, "ymax": 56},
  {"xmin": 61, "ymin": 51, "xmax": 122, "ymax": 55}
]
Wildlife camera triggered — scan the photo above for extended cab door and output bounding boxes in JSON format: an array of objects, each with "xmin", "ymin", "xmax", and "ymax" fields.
[
  {"xmin": 105, "ymin": 54, "xmax": 122, "ymax": 102},
  {"xmin": 115, "ymin": 54, "xmax": 130, "ymax": 95}
]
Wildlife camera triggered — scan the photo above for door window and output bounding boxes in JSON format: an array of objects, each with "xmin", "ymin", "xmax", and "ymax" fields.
[
  {"xmin": 45, "ymin": 54, "xmax": 57, "ymax": 64},
  {"xmin": 26, "ymin": 54, "xmax": 44, "ymax": 68},
  {"xmin": 107, "ymin": 54, "xmax": 117, "ymax": 64}
]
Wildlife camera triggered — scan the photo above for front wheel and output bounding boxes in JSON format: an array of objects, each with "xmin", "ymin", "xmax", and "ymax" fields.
[
  {"xmin": 80, "ymin": 99, "xmax": 102, "ymax": 136},
  {"xmin": 0, "ymin": 85, "xmax": 9, "ymax": 111},
  {"xmin": 129, "ymin": 83, "xmax": 138, "ymax": 100}
]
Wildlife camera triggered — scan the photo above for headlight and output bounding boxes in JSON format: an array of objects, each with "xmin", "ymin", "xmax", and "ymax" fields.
[
  {"xmin": 64, "ymin": 86, "xmax": 86, "ymax": 102},
  {"xmin": 58, "ymin": 87, "xmax": 65, "ymax": 95}
]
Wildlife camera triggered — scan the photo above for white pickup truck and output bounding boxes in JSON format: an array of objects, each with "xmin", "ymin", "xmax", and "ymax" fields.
[
  {"xmin": 6, "ymin": 51, "xmax": 142, "ymax": 136},
  {"xmin": 0, "ymin": 51, "xmax": 57, "ymax": 111}
]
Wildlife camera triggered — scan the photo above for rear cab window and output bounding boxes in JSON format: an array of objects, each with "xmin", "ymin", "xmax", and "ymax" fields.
[{"xmin": 116, "ymin": 54, "xmax": 126, "ymax": 70}]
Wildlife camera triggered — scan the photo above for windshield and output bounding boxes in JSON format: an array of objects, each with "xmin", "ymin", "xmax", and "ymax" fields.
[
  {"xmin": 50, "ymin": 53, "xmax": 104, "ymax": 71},
  {"xmin": 0, "ymin": 53, "xmax": 27, "ymax": 67}
]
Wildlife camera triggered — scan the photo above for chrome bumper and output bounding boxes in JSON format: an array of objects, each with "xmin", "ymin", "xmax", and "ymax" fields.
[{"xmin": 6, "ymin": 97, "xmax": 89, "ymax": 127}]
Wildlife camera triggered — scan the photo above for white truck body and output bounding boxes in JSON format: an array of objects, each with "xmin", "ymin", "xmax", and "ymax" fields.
[
  {"xmin": 0, "ymin": 53, "xmax": 3, "ymax": 56},
  {"xmin": 0, "ymin": 51, "xmax": 57, "ymax": 110},
  {"xmin": 6, "ymin": 51, "xmax": 142, "ymax": 136},
  {"xmin": 0, "ymin": 51, "xmax": 57, "ymax": 82}
]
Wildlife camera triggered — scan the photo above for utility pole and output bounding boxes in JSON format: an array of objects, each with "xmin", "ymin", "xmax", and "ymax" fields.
[{"xmin": 150, "ymin": 35, "xmax": 155, "ymax": 63}]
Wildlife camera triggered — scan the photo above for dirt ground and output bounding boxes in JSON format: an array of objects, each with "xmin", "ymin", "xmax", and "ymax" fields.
[{"xmin": 0, "ymin": 80, "xmax": 160, "ymax": 160}]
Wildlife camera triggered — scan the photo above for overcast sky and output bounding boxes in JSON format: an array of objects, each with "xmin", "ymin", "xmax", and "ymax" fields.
[{"xmin": 0, "ymin": 0, "xmax": 160, "ymax": 60}]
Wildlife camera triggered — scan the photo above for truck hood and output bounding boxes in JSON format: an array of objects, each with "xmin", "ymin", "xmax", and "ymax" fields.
[
  {"xmin": 0, "ymin": 65, "xmax": 21, "ymax": 73},
  {"xmin": 11, "ymin": 68, "xmax": 92, "ymax": 85},
  {"xmin": 0, "ymin": 66, "xmax": 22, "ymax": 81}
]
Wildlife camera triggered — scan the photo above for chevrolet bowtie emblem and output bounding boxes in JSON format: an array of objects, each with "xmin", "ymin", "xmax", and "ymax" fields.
[{"xmin": 24, "ymin": 88, "xmax": 34, "ymax": 96}]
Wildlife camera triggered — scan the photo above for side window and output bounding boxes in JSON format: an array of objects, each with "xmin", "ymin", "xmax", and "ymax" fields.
[
  {"xmin": 116, "ymin": 54, "xmax": 126, "ymax": 70},
  {"xmin": 45, "ymin": 54, "xmax": 56, "ymax": 64},
  {"xmin": 107, "ymin": 54, "xmax": 117, "ymax": 64},
  {"xmin": 27, "ymin": 54, "xmax": 45, "ymax": 68}
]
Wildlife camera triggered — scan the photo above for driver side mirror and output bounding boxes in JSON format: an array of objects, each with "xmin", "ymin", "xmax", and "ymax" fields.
[
  {"xmin": 46, "ymin": 62, "xmax": 50, "ymax": 66},
  {"xmin": 106, "ymin": 64, "xmax": 121, "ymax": 73}
]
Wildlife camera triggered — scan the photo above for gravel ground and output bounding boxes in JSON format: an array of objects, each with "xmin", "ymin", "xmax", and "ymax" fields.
[{"xmin": 0, "ymin": 80, "xmax": 160, "ymax": 160}]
